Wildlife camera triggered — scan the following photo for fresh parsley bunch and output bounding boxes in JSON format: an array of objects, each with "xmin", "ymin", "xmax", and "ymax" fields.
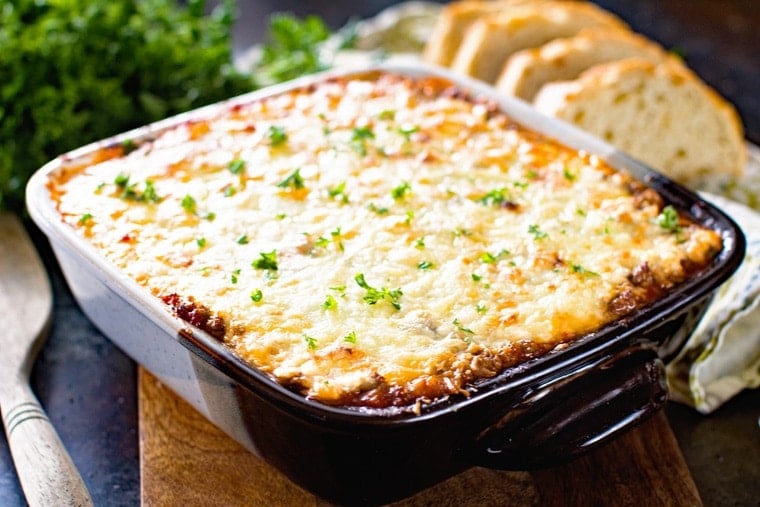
[
  {"xmin": 0, "ymin": 0, "xmax": 254, "ymax": 212},
  {"xmin": 252, "ymin": 13, "xmax": 355, "ymax": 87}
]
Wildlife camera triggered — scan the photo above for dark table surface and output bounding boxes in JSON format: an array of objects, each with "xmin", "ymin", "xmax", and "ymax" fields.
[{"xmin": 1, "ymin": 1, "xmax": 758, "ymax": 506}]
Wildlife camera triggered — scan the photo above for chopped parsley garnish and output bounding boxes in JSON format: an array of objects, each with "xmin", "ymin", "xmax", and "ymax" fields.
[
  {"xmin": 528, "ymin": 224, "xmax": 548, "ymax": 240},
  {"xmin": 237, "ymin": 235, "xmax": 249, "ymax": 245},
  {"xmin": 571, "ymin": 263, "xmax": 598, "ymax": 276},
  {"xmin": 114, "ymin": 174, "xmax": 162, "ymax": 203},
  {"xmin": 141, "ymin": 180, "xmax": 161, "ymax": 203},
  {"xmin": 476, "ymin": 303, "xmax": 487, "ymax": 313},
  {"xmin": 250, "ymin": 289, "xmax": 263, "ymax": 303},
  {"xmin": 181, "ymin": 194, "xmax": 197, "ymax": 214},
  {"xmin": 121, "ymin": 139, "xmax": 138, "ymax": 155},
  {"xmin": 277, "ymin": 168, "xmax": 305, "ymax": 190},
  {"xmin": 351, "ymin": 126, "xmax": 375, "ymax": 141},
  {"xmin": 453, "ymin": 318, "xmax": 474, "ymax": 335},
  {"xmin": 480, "ymin": 252, "xmax": 497, "ymax": 264},
  {"xmin": 368, "ymin": 203, "xmax": 389, "ymax": 215},
  {"xmin": 354, "ymin": 273, "xmax": 402, "ymax": 310},
  {"xmin": 78, "ymin": 213, "xmax": 93, "ymax": 225},
  {"xmin": 228, "ymin": 159, "xmax": 246, "ymax": 175},
  {"xmin": 252, "ymin": 250, "xmax": 278, "ymax": 271},
  {"xmin": 114, "ymin": 173, "xmax": 130, "ymax": 188},
  {"xmin": 315, "ymin": 236, "xmax": 330, "ymax": 248},
  {"xmin": 479, "ymin": 249, "xmax": 510, "ymax": 265},
  {"xmin": 563, "ymin": 168, "xmax": 576, "ymax": 181},
  {"xmin": 303, "ymin": 334, "xmax": 318, "ymax": 351},
  {"xmin": 415, "ymin": 237, "xmax": 426, "ymax": 249},
  {"xmin": 327, "ymin": 182, "xmax": 349, "ymax": 203},
  {"xmin": 417, "ymin": 261, "xmax": 434, "ymax": 270},
  {"xmin": 196, "ymin": 237, "xmax": 206, "ymax": 248},
  {"xmin": 322, "ymin": 294, "xmax": 337, "ymax": 310},
  {"xmin": 350, "ymin": 126, "xmax": 374, "ymax": 155},
  {"xmin": 391, "ymin": 181, "xmax": 411, "ymax": 200},
  {"xmin": 343, "ymin": 331, "xmax": 357, "ymax": 344},
  {"xmin": 223, "ymin": 186, "xmax": 237, "ymax": 197},
  {"xmin": 231, "ymin": 268, "xmax": 241, "ymax": 284},
  {"xmin": 397, "ymin": 125, "xmax": 419, "ymax": 141},
  {"xmin": 471, "ymin": 273, "xmax": 483, "ymax": 282},
  {"xmin": 203, "ymin": 211, "xmax": 216, "ymax": 221},
  {"xmin": 329, "ymin": 285, "xmax": 346, "ymax": 297},
  {"xmin": 267, "ymin": 125, "xmax": 288, "ymax": 146},
  {"xmin": 378, "ymin": 109, "xmax": 395, "ymax": 121},
  {"xmin": 330, "ymin": 227, "xmax": 345, "ymax": 251},
  {"xmin": 656, "ymin": 205, "xmax": 681, "ymax": 233},
  {"xmin": 477, "ymin": 187, "xmax": 513, "ymax": 207}
]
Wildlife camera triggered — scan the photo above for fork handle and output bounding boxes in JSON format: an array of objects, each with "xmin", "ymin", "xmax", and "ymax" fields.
[{"xmin": 1, "ymin": 380, "xmax": 93, "ymax": 507}]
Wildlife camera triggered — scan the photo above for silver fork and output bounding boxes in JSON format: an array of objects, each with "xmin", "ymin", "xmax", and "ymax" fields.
[{"xmin": 0, "ymin": 213, "xmax": 93, "ymax": 507}]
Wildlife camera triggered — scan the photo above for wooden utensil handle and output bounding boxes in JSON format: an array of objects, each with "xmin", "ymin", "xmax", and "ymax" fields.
[{"xmin": 1, "ymin": 380, "xmax": 93, "ymax": 507}]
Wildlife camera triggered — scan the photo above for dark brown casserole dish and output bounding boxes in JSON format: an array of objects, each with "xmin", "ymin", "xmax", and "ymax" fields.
[{"xmin": 27, "ymin": 65, "xmax": 745, "ymax": 505}]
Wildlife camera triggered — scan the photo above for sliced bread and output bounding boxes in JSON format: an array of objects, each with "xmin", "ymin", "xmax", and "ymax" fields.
[
  {"xmin": 450, "ymin": 1, "xmax": 628, "ymax": 83},
  {"xmin": 533, "ymin": 57, "xmax": 746, "ymax": 183},
  {"xmin": 423, "ymin": 0, "xmax": 531, "ymax": 67},
  {"xmin": 496, "ymin": 28, "xmax": 669, "ymax": 101}
]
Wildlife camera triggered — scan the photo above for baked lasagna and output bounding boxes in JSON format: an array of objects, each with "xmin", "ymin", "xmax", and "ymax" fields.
[{"xmin": 49, "ymin": 71, "xmax": 722, "ymax": 411}]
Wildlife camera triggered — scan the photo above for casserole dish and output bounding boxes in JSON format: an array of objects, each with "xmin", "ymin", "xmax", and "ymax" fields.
[{"xmin": 26, "ymin": 63, "xmax": 745, "ymax": 505}]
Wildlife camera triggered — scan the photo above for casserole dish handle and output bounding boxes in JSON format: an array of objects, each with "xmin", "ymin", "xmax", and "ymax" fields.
[{"xmin": 471, "ymin": 343, "xmax": 667, "ymax": 469}]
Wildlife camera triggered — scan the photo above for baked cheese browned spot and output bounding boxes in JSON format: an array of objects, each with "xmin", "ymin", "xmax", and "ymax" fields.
[{"xmin": 50, "ymin": 71, "xmax": 722, "ymax": 411}]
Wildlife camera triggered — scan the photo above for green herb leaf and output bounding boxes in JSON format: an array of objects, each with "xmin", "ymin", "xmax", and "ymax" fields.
[
  {"xmin": 477, "ymin": 188, "xmax": 514, "ymax": 207},
  {"xmin": 250, "ymin": 289, "xmax": 263, "ymax": 302},
  {"xmin": 323, "ymin": 294, "xmax": 337, "ymax": 310},
  {"xmin": 391, "ymin": 181, "xmax": 411, "ymax": 200},
  {"xmin": 267, "ymin": 125, "xmax": 288, "ymax": 147},
  {"xmin": 528, "ymin": 224, "xmax": 548, "ymax": 240},
  {"xmin": 252, "ymin": 250, "xmax": 278, "ymax": 271},
  {"xmin": 228, "ymin": 159, "xmax": 246, "ymax": 175},
  {"xmin": 350, "ymin": 126, "xmax": 374, "ymax": 155},
  {"xmin": 277, "ymin": 168, "xmax": 305, "ymax": 189},
  {"xmin": 181, "ymin": 194, "xmax": 197, "ymax": 214},
  {"xmin": 368, "ymin": 203, "xmax": 389, "ymax": 215},
  {"xmin": 453, "ymin": 318, "xmax": 474, "ymax": 335},
  {"xmin": 303, "ymin": 333, "xmax": 318, "ymax": 351},
  {"xmin": 656, "ymin": 205, "xmax": 681, "ymax": 233},
  {"xmin": 397, "ymin": 125, "xmax": 419, "ymax": 141},
  {"xmin": 327, "ymin": 182, "xmax": 349, "ymax": 203},
  {"xmin": 354, "ymin": 273, "xmax": 402, "ymax": 310}
]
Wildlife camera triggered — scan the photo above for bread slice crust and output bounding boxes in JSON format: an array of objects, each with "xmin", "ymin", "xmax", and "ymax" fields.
[
  {"xmin": 450, "ymin": 1, "xmax": 628, "ymax": 83},
  {"xmin": 496, "ymin": 28, "xmax": 668, "ymax": 101},
  {"xmin": 533, "ymin": 57, "xmax": 746, "ymax": 183}
]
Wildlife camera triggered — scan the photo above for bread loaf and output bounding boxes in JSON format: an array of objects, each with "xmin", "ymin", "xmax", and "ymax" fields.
[
  {"xmin": 450, "ymin": 1, "xmax": 627, "ymax": 83},
  {"xmin": 533, "ymin": 57, "xmax": 746, "ymax": 183},
  {"xmin": 496, "ymin": 28, "xmax": 668, "ymax": 101}
]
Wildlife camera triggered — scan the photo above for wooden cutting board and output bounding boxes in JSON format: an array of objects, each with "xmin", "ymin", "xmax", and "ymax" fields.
[{"xmin": 138, "ymin": 367, "xmax": 702, "ymax": 506}]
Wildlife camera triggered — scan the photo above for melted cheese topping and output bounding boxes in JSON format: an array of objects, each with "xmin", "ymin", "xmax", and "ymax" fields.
[{"xmin": 50, "ymin": 72, "xmax": 722, "ymax": 410}]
